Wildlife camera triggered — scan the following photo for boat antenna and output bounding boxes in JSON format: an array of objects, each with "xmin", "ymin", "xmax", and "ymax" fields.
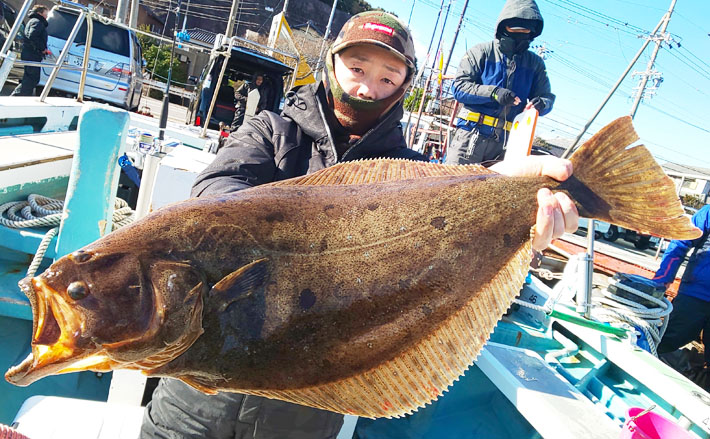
[{"xmin": 158, "ymin": 0, "xmax": 183, "ymax": 142}]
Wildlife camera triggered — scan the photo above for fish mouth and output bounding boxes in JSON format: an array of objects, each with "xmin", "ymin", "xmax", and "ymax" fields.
[{"xmin": 5, "ymin": 277, "xmax": 110, "ymax": 386}]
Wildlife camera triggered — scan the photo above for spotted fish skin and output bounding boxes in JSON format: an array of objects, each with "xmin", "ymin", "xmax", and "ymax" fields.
[
  {"xmin": 154, "ymin": 173, "xmax": 544, "ymax": 389},
  {"xmin": 5, "ymin": 117, "xmax": 701, "ymax": 419}
]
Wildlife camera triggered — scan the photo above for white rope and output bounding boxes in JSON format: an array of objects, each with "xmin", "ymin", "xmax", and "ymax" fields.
[
  {"xmin": 0, "ymin": 194, "xmax": 134, "ymax": 277},
  {"xmin": 591, "ymin": 277, "xmax": 672, "ymax": 356}
]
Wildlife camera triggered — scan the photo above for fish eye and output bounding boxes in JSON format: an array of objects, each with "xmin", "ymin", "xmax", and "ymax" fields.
[
  {"xmin": 71, "ymin": 250, "xmax": 92, "ymax": 263},
  {"xmin": 67, "ymin": 281, "xmax": 90, "ymax": 300}
]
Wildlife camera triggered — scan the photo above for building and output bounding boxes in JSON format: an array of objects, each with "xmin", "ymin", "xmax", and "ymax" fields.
[{"xmin": 661, "ymin": 162, "xmax": 710, "ymax": 205}]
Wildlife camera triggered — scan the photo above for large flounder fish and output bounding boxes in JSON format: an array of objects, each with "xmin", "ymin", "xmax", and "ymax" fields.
[{"xmin": 5, "ymin": 117, "xmax": 701, "ymax": 418}]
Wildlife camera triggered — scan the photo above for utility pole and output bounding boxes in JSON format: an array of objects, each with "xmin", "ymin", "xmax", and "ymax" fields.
[
  {"xmin": 225, "ymin": 0, "xmax": 241, "ymax": 39},
  {"xmin": 443, "ymin": 0, "xmax": 468, "ymax": 75},
  {"xmin": 116, "ymin": 0, "xmax": 128, "ymax": 23},
  {"xmin": 129, "ymin": 0, "xmax": 139, "ymax": 28},
  {"xmin": 629, "ymin": 0, "xmax": 676, "ymax": 118},
  {"xmin": 562, "ymin": 0, "xmax": 677, "ymax": 321},
  {"xmin": 564, "ymin": 0, "xmax": 674, "ymax": 156}
]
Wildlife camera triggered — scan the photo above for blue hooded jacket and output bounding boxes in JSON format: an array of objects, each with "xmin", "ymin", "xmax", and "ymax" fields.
[
  {"xmin": 452, "ymin": 0, "xmax": 554, "ymax": 135},
  {"xmin": 653, "ymin": 204, "xmax": 710, "ymax": 302}
]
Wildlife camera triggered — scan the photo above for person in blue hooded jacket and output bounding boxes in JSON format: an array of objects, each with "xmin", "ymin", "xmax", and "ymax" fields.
[
  {"xmin": 654, "ymin": 204, "xmax": 710, "ymax": 367},
  {"xmin": 445, "ymin": 0, "xmax": 554, "ymax": 165}
]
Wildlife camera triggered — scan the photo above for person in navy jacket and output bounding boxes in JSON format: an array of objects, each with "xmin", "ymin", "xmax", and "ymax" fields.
[
  {"xmin": 655, "ymin": 204, "xmax": 710, "ymax": 367},
  {"xmin": 445, "ymin": 0, "xmax": 554, "ymax": 165}
]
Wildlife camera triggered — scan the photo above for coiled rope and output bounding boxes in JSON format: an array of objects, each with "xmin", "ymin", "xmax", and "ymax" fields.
[
  {"xmin": 0, "ymin": 194, "xmax": 134, "ymax": 277},
  {"xmin": 592, "ymin": 278, "xmax": 672, "ymax": 356},
  {"xmin": 516, "ymin": 254, "xmax": 671, "ymax": 355}
]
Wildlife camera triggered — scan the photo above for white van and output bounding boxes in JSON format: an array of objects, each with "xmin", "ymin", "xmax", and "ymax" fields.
[{"xmin": 39, "ymin": 7, "xmax": 143, "ymax": 110}]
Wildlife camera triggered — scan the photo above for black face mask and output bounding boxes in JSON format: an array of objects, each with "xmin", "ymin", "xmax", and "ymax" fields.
[{"xmin": 498, "ymin": 35, "xmax": 531, "ymax": 57}]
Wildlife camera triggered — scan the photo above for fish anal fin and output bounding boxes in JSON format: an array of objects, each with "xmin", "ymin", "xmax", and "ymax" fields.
[
  {"xmin": 267, "ymin": 159, "xmax": 496, "ymax": 186},
  {"xmin": 240, "ymin": 243, "xmax": 531, "ymax": 419},
  {"xmin": 211, "ymin": 258, "xmax": 270, "ymax": 312}
]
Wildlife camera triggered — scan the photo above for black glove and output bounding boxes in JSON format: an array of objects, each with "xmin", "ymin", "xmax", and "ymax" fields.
[
  {"xmin": 491, "ymin": 87, "xmax": 517, "ymax": 106},
  {"xmin": 528, "ymin": 96, "xmax": 545, "ymax": 112}
]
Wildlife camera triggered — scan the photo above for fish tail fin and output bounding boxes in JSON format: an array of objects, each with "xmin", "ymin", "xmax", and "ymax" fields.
[{"xmin": 566, "ymin": 116, "xmax": 700, "ymax": 240}]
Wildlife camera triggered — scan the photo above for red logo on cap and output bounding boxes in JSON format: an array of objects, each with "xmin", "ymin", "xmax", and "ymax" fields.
[{"xmin": 363, "ymin": 22, "xmax": 394, "ymax": 36}]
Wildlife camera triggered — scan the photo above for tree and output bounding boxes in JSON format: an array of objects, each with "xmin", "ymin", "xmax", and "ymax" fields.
[
  {"xmin": 137, "ymin": 25, "xmax": 188, "ymax": 98},
  {"xmin": 404, "ymin": 88, "xmax": 431, "ymax": 112},
  {"xmin": 681, "ymin": 194, "xmax": 706, "ymax": 210}
]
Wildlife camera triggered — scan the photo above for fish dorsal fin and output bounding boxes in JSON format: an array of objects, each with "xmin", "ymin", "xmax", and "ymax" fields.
[
  {"xmin": 238, "ymin": 242, "xmax": 532, "ymax": 418},
  {"xmin": 210, "ymin": 258, "xmax": 269, "ymax": 312},
  {"xmin": 267, "ymin": 159, "xmax": 495, "ymax": 186}
]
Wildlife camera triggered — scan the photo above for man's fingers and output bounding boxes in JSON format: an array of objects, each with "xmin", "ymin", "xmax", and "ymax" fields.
[
  {"xmin": 540, "ymin": 157, "xmax": 573, "ymax": 181},
  {"xmin": 532, "ymin": 189, "xmax": 555, "ymax": 251},
  {"xmin": 555, "ymin": 192, "xmax": 579, "ymax": 233}
]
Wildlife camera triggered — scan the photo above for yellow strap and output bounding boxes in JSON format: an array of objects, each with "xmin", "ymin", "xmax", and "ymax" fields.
[{"xmin": 461, "ymin": 111, "xmax": 512, "ymax": 131}]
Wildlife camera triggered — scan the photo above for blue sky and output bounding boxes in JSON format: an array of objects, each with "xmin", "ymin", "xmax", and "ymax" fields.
[{"xmin": 368, "ymin": 0, "xmax": 709, "ymax": 168}]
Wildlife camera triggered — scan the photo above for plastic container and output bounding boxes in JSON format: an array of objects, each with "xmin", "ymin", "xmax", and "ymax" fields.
[{"xmin": 620, "ymin": 407, "xmax": 693, "ymax": 439}]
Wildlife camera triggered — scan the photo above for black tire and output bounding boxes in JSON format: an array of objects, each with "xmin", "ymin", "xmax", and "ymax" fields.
[
  {"xmin": 603, "ymin": 225, "xmax": 620, "ymax": 242},
  {"xmin": 634, "ymin": 236, "xmax": 651, "ymax": 250},
  {"xmin": 594, "ymin": 231, "xmax": 603, "ymax": 240}
]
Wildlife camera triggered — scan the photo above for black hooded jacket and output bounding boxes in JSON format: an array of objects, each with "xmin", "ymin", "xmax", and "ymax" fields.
[
  {"xmin": 192, "ymin": 81, "xmax": 424, "ymax": 197},
  {"xmin": 21, "ymin": 12, "xmax": 48, "ymax": 61}
]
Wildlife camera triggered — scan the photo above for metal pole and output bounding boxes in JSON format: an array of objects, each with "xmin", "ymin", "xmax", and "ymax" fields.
[
  {"xmin": 582, "ymin": 219, "xmax": 594, "ymax": 319},
  {"xmin": 409, "ymin": 0, "xmax": 451, "ymax": 148},
  {"xmin": 40, "ymin": 11, "xmax": 87, "ymax": 102},
  {"xmin": 181, "ymin": 0, "xmax": 192, "ymax": 32},
  {"xmin": 408, "ymin": 70, "xmax": 433, "ymax": 148},
  {"xmin": 404, "ymin": 0, "xmax": 444, "ymax": 148},
  {"xmin": 629, "ymin": 0, "xmax": 676, "ymax": 118},
  {"xmin": 129, "ymin": 0, "xmax": 139, "ymax": 28},
  {"xmin": 158, "ymin": 0, "xmax": 183, "ymax": 141},
  {"xmin": 430, "ymin": 0, "xmax": 451, "ymax": 72},
  {"xmin": 443, "ymin": 0, "xmax": 468, "ymax": 75},
  {"xmin": 196, "ymin": 0, "xmax": 239, "ymax": 137},
  {"xmin": 407, "ymin": 0, "xmax": 416, "ymax": 26},
  {"xmin": 314, "ymin": 0, "xmax": 338, "ymax": 81},
  {"xmin": 563, "ymin": 14, "xmax": 667, "ymax": 157},
  {"xmin": 200, "ymin": 38, "xmax": 234, "ymax": 138},
  {"xmin": 0, "ymin": 0, "xmax": 33, "ymax": 56},
  {"xmin": 116, "ymin": 0, "xmax": 128, "ymax": 23},
  {"xmin": 77, "ymin": 15, "xmax": 93, "ymax": 102},
  {"xmin": 224, "ymin": 0, "xmax": 241, "ymax": 39}
]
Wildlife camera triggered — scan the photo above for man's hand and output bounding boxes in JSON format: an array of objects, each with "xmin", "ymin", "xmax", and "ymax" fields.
[
  {"xmin": 526, "ymin": 96, "xmax": 545, "ymax": 113},
  {"xmin": 490, "ymin": 156, "xmax": 579, "ymax": 251},
  {"xmin": 491, "ymin": 87, "xmax": 520, "ymax": 107}
]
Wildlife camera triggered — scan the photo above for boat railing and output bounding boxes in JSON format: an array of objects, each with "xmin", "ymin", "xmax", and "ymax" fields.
[{"xmin": 0, "ymin": 0, "xmax": 97, "ymax": 104}]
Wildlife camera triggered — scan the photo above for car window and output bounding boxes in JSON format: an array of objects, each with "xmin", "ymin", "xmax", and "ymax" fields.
[{"xmin": 47, "ymin": 10, "xmax": 130, "ymax": 57}]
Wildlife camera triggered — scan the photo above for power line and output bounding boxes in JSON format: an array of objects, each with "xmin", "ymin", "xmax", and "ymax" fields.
[{"xmin": 642, "ymin": 102, "xmax": 710, "ymax": 134}]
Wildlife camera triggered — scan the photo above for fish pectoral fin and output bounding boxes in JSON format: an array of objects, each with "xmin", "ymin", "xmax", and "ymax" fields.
[{"xmin": 210, "ymin": 258, "xmax": 269, "ymax": 312}]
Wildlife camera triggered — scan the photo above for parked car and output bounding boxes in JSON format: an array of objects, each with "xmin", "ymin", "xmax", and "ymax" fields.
[
  {"xmin": 38, "ymin": 7, "xmax": 143, "ymax": 110},
  {"xmin": 577, "ymin": 219, "xmax": 659, "ymax": 250},
  {"xmin": 190, "ymin": 44, "xmax": 293, "ymax": 129},
  {"xmin": 0, "ymin": 0, "xmax": 17, "ymax": 51}
]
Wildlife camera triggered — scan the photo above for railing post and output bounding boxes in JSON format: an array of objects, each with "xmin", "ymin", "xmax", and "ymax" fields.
[{"xmin": 40, "ymin": 11, "xmax": 86, "ymax": 102}]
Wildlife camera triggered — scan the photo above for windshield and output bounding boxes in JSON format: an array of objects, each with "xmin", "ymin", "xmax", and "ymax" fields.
[{"xmin": 47, "ymin": 10, "xmax": 130, "ymax": 57}]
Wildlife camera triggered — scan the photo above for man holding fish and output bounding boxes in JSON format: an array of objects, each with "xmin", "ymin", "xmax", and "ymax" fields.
[{"xmin": 140, "ymin": 9, "xmax": 578, "ymax": 439}]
